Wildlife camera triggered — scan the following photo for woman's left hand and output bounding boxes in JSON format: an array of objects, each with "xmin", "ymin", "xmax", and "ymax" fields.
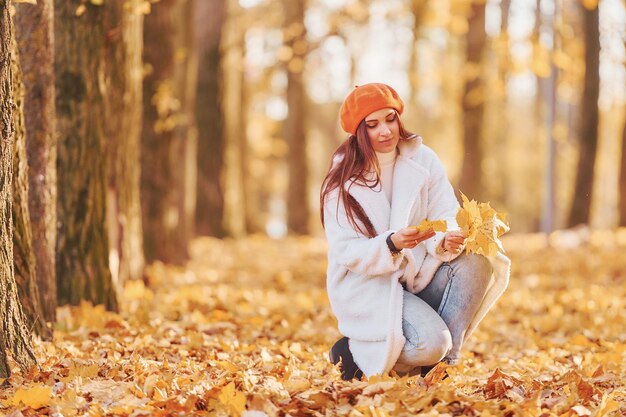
[{"xmin": 442, "ymin": 231, "xmax": 466, "ymax": 253}]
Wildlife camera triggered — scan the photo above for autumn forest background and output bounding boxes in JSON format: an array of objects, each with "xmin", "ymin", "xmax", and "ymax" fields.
[{"xmin": 0, "ymin": 0, "xmax": 625, "ymax": 415}]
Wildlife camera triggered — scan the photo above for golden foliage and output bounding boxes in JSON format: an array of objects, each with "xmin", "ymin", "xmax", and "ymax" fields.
[
  {"xmin": 1, "ymin": 234, "xmax": 625, "ymax": 416},
  {"xmin": 457, "ymin": 193, "xmax": 510, "ymax": 256},
  {"xmin": 413, "ymin": 219, "xmax": 448, "ymax": 233},
  {"xmin": 1, "ymin": 386, "xmax": 51, "ymax": 409}
]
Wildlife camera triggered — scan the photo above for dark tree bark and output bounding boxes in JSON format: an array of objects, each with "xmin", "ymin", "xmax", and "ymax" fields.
[
  {"xmin": 14, "ymin": 0, "xmax": 57, "ymax": 324},
  {"xmin": 567, "ymin": 3, "xmax": 599, "ymax": 227},
  {"xmin": 142, "ymin": 0, "xmax": 197, "ymax": 264},
  {"xmin": 458, "ymin": 3, "xmax": 487, "ymax": 201},
  {"xmin": 104, "ymin": 0, "xmax": 145, "ymax": 286},
  {"xmin": 10, "ymin": 23, "xmax": 50, "ymax": 340},
  {"xmin": 55, "ymin": 1, "xmax": 117, "ymax": 310},
  {"xmin": 0, "ymin": 0, "xmax": 37, "ymax": 378},
  {"xmin": 283, "ymin": 0, "xmax": 309, "ymax": 234},
  {"xmin": 195, "ymin": 0, "xmax": 226, "ymax": 237}
]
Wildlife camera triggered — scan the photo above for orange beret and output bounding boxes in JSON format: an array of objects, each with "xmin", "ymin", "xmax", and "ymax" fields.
[{"xmin": 339, "ymin": 83, "xmax": 404, "ymax": 135}]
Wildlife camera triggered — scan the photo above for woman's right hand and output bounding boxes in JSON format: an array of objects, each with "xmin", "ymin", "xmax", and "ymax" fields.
[{"xmin": 390, "ymin": 227, "xmax": 436, "ymax": 250}]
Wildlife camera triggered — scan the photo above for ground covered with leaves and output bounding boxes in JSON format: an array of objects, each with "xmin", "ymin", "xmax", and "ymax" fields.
[{"xmin": 1, "ymin": 231, "xmax": 625, "ymax": 416}]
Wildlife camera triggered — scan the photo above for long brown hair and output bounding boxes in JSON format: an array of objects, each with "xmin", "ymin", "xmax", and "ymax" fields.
[{"xmin": 320, "ymin": 113, "xmax": 416, "ymax": 238}]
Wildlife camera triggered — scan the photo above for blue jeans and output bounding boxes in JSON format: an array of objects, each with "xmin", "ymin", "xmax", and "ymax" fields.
[{"xmin": 394, "ymin": 253, "xmax": 493, "ymax": 373}]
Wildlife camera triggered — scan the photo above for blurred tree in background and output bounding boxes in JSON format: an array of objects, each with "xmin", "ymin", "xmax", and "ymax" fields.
[
  {"xmin": 54, "ymin": 0, "xmax": 117, "ymax": 311},
  {"xmin": 459, "ymin": 1, "xmax": 487, "ymax": 202},
  {"xmin": 195, "ymin": 0, "xmax": 227, "ymax": 237},
  {"xmin": 283, "ymin": 0, "xmax": 310, "ymax": 235},
  {"xmin": 104, "ymin": 0, "xmax": 146, "ymax": 288},
  {"xmin": 621, "ymin": 90, "xmax": 626, "ymax": 224},
  {"xmin": 221, "ymin": 0, "xmax": 248, "ymax": 237},
  {"xmin": 14, "ymin": 0, "xmax": 57, "ymax": 324},
  {"xmin": 568, "ymin": 0, "xmax": 600, "ymax": 227},
  {"xmin": 142, "ymin": 0, "xmax": 197, "ymax": 264}
]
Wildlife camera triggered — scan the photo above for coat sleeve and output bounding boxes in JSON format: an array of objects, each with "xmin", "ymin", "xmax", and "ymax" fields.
[
  {"xmin": 422, "ymin": 149, "xmax": 461, "ymax": 262},
  {"xmin": 324, "ymin": 194, "xmax": 405, "ymax": 276}
]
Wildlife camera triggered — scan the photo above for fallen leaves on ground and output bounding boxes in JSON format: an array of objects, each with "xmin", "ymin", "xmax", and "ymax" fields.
[{"xmin": 1, "ymin": 229, "xmax": 625, "ymax": 416}]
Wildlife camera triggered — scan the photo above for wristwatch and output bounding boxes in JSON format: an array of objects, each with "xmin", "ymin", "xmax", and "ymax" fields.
[{"xmin": 386, "ymin": 233, "xmax": 401, "ymax": 255}]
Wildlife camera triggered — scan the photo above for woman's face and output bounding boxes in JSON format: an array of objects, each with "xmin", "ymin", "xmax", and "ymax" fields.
[{"xmin": 364, "ymin": 108, "xmax": 400, "ymax": 153}]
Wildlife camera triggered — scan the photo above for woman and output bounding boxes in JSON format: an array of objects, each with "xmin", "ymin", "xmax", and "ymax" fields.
[{"xmin": 320, "ymin": 83, "xmax": 510, "ymax": 380}]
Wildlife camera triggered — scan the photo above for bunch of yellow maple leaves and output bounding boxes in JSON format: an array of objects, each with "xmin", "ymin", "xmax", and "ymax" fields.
[{"xmin": 414, "ymin": 193, "xmax": 510, "ymax": 257}]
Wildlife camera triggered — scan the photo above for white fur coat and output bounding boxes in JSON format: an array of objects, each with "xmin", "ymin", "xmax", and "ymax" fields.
[{"xmin": 324, "ymin": 136, "xmax": 511, "ymax": 377}]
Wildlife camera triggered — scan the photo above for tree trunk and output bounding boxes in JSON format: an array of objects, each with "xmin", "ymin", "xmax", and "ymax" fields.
[
  {"xmin": 534, "ymin": 0, "xmax": 545, "ymax": 113},
  {"xmin": 536, "ymin": 0, "xmax": 559, "ymax": 233},
  {"xmin": 0, "ymin": 0, "xmax": 37, "ymax": 377},
  {"xmin": 14, "ymin": 0, "xmax": 57, "ymax": 324},
  {"xmin": 180, "ymin": 1, "xmax": 198, "ymax": 249},
  {"xmin": 619, "ymin": 105, "xmax": 626, "ymax": 226},
  {"xmin": 458, "ymin": 2, "xmax": 487, "ymax": 201},
  {"xmin": 142, "ymin": 0, "xmax": 196, "ymax": 264},
  {"xmin": 495, "ymin": 0, "xmax": 511, "ymax": 209},
  {"xmin": 104, "ymin": 0, "xmax": 145, "ymax": 288},
  {"xmin": 567, "ymin": 3, "xmax": 599, "ymax": 227},
  {"xmin": 10, "ymin": 22, "xmax": 50, "ymax": 340},
  {"xmin": 195, "ymin": 0, "xmax": 226, "ymax": 237},
  {"xmin": 55, "ymin": 1, "xmax": 117, "ymax": 310},
  {"xmin": 283, "ymin": 0, "xmax": 309, "ymax": 234},
  {"xmin": 408, "ymin": 0, "xmax": 428, "ymax": 108},
  {"xmin": 221, "ymin": 0, "xmax": 247, "ymax": 237}
]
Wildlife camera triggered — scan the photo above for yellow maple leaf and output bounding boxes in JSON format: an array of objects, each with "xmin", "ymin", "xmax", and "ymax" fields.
[
  {"xmin": 213, "ymin": 360, "xmax": 239, "ymax": 373},
  {"xmin": 3, "ymin": 386, "xmax": 52, "ymax": 409},
  {"xmin": 153, "ymin": 386, "xmax": 168, "ymax": 401},
  {"xmin": 60, "ymin": 362, "xmax": 100, "ymax": 383},
  {"xmin": 596, "ymin": 392, "xmax": 621, "ymax": 417},
  {"xmin": 283, "ymin": 377, "xmax": 311, "ymax": 394},
  {"xmin": 413, "ymin": 219, "xmax": 448, "ymax": 233},
  {"xmin": 456, "ymin": 193, "xmax": 509, "ymax": 257},
  {"xmin": 218, "ymin": 382, "xmax": 246, "ymax": 416}
]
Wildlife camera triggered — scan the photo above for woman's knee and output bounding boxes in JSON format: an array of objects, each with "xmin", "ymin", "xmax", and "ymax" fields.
[
  {"xmin": 455, "ymin": 253, "xmax": 493, "ymax": 282},
  {"xmin": 402, "ymin": 327, "xmax": 452, "ymax": 366},
  {"xmin": 420, "ymin": 329, "xmax": 452, "ymax": 365}
]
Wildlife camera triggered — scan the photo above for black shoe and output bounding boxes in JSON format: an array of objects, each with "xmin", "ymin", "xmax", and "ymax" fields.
[
  {"xmin": 329, "ymin": 337, "xmax": 363, "ymax": 381},
  {"xmin": 420, "ymin": 364, "xmax": 435, "ymax": 377},
  {"xmin": 420, "ymin": 363, "xmax": 450, "ymax": 380}
]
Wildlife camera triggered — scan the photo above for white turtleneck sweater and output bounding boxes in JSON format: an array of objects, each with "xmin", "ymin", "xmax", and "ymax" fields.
[{"xmin": 376, "ymin": 149, "xmax": 398, "ymax": 203}]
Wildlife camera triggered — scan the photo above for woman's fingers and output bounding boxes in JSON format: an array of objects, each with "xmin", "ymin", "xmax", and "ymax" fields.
[
  {"xmin": 447, "ymin": 238, "xmax": 465, "ymax": 246},
  {"xmin": 396, "ymin": 227, "xmax": 435, "ymax": 248},
  {"xmin": 420, "ymin": 230, "xmax": 436, "ymax": 241},
  {"xmin": 445, "ymin": 234, "xmax": 466, "ymax": 252},
  {"xmin": 394, "ymin": 227, "xmax": 444, "ymax": 250},
  {"xmin": 441, "ymin": 231, "xmax": 467, "ymax": 253}
]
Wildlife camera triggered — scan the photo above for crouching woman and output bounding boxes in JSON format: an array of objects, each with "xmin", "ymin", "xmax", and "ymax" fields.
[{"xmin": 320, "ymin": 83, "xmax": 511, "ymax": 380}]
